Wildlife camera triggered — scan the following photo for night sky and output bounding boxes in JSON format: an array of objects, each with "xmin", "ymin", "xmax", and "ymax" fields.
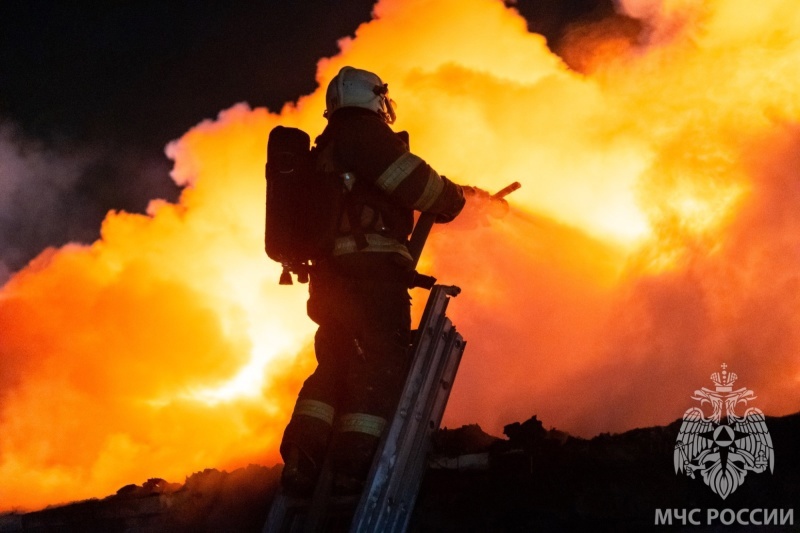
[{"xmin": 0, "ymin": 0, "xmax": 613, "ymax": 281}]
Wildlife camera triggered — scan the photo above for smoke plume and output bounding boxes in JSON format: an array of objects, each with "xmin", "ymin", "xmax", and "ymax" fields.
[
  {"xmin": 0, "ymin": 122, "xmax": 178, "ymax": 286},
  {"xmin": 0, "ymin": 123, "xmax": 94, "ymax": 285}
]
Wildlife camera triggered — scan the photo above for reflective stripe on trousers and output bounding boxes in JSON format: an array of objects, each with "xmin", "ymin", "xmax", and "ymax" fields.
[
  {"xmin": 293, "ymin": 399, "xmax": 335, "ymax": 426},
  {"xmin": 337, "ymin": 413, "xmax": 387, "ymax": 438}
]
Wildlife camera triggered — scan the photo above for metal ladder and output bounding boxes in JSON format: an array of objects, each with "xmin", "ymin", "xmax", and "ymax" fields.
[{"xmin": 263, "ymin": 284, "xmax": 466, "ymax": 533}]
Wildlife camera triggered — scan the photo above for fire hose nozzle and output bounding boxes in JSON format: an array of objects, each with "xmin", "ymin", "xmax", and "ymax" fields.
[{"xmin": 492, "ymin": 181, "xmax": 521, "ymax": 199}]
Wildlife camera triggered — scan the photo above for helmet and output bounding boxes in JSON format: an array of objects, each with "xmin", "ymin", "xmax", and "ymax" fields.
[{"xmin": 324, "ymin": 66, "xmax": 396, "ymax": 124}]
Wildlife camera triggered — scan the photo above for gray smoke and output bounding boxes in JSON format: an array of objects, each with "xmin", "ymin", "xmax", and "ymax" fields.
[
  {"xmin": 0, "ymin": 121, "xmax": 176, "ymax": 286},
  {"xmin": 0, "ymin": 122, "xmax": 94, "ymax": 284}
]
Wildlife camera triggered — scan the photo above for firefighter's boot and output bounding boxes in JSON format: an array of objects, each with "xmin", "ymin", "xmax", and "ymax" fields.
[{"xmin": 331, "ymin": 431, "xmax": 380, "ymax": 495}]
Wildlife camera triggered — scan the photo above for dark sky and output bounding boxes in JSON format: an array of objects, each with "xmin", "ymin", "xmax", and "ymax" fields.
[{"xmin": 0, "ymin": 0, "xmax": 616, "ymax": 279}]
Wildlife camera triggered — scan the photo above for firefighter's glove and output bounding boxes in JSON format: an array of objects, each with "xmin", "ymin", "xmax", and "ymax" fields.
[
  {"xmin": 461, "ymin": 185, "xmax": 489, "ymax": 199},
  {"xmin": 433, "ymin": 176, "xmax": 466, "ymax": 223},
  {"xmin": 463, "ymin": 185, "xmax": 509, "ymax": 221}
]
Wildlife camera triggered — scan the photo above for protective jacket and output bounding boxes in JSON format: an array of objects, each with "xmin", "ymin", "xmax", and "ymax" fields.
[{"xmin": 316, "ymin": 107, "xmax": 465, "ymax": 264}]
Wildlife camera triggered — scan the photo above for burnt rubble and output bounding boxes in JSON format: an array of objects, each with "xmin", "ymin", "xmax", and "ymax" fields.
[
  {"xmin": 2, "ymin": 413, "xmax": 798, "ymax": 532},
  {"xmin": 0, "ymin": 465, "xmax": 282, "ymax": 533}
]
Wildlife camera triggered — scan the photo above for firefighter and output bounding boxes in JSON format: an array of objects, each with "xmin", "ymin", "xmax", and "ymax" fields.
[{"xmin": 279, "ymin": 66, "xmax": 467, "ymax": 496}]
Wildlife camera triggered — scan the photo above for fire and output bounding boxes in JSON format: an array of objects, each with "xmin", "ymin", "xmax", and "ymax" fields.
[{"xmin": 4, "ymin": 0, "xmax": 800, "ymax": 512}]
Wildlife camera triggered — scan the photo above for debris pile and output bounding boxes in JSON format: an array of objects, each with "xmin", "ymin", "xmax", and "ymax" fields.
[{"xmin": 2, "ymin": 413, "xmax": 797, "ymax": 532}]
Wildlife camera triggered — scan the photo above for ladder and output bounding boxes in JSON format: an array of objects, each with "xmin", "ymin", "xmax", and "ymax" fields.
[{"xmin": 263, "ymin": 283, "xmax": 466, "ymax": 533}]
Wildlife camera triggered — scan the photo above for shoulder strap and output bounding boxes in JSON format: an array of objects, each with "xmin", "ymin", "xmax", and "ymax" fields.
[{"xmin": 313, "ymin": 129, "xmax": 370, "ymax": 251}]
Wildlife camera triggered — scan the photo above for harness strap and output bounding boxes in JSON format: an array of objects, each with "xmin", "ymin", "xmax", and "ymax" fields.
[{"xmin": 345, "ymin": 198, "xmax": 370, "ymax": 250}]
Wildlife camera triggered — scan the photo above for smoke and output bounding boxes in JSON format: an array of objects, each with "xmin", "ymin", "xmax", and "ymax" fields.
[
  {"xmin": 0, "ymin": 123, "xmax": 92, "ymax": 284},
  {"xmin": 3, "ymin": 0, "xmax": 800, "ymax": 512},
  {"xmin": 433, "ymin": 0, "xmax": 800, "ymax": 435},
  {"xmin": 0, "ymin": 122, "xmax": 178, "ymax": 286}
]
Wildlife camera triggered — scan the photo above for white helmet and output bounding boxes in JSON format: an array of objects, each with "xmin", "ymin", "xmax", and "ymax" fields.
[{"xmin": 324, "ymin": 66, "xmax": 396, "ymax": 124}]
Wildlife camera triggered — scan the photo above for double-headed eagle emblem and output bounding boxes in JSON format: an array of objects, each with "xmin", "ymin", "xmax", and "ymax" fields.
[{"xmin": 674, "ymin": 364, "xmax": 774, "ymax": 499}]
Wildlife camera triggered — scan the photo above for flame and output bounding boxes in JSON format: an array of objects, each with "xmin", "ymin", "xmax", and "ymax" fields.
[{"xmin": 4, "ymin": 0, "xmax": 800, "ymax": 512}]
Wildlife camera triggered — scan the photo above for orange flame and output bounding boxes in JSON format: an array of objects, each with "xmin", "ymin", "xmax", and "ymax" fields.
[{"xmin": 4, "ymin": 0, "xmax": 800, "ymax": 512}]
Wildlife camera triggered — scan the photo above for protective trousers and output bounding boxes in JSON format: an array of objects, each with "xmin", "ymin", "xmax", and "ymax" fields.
[{"xmin": 280, "ymin": 258, "xmax": 412, "ymax": 485}]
